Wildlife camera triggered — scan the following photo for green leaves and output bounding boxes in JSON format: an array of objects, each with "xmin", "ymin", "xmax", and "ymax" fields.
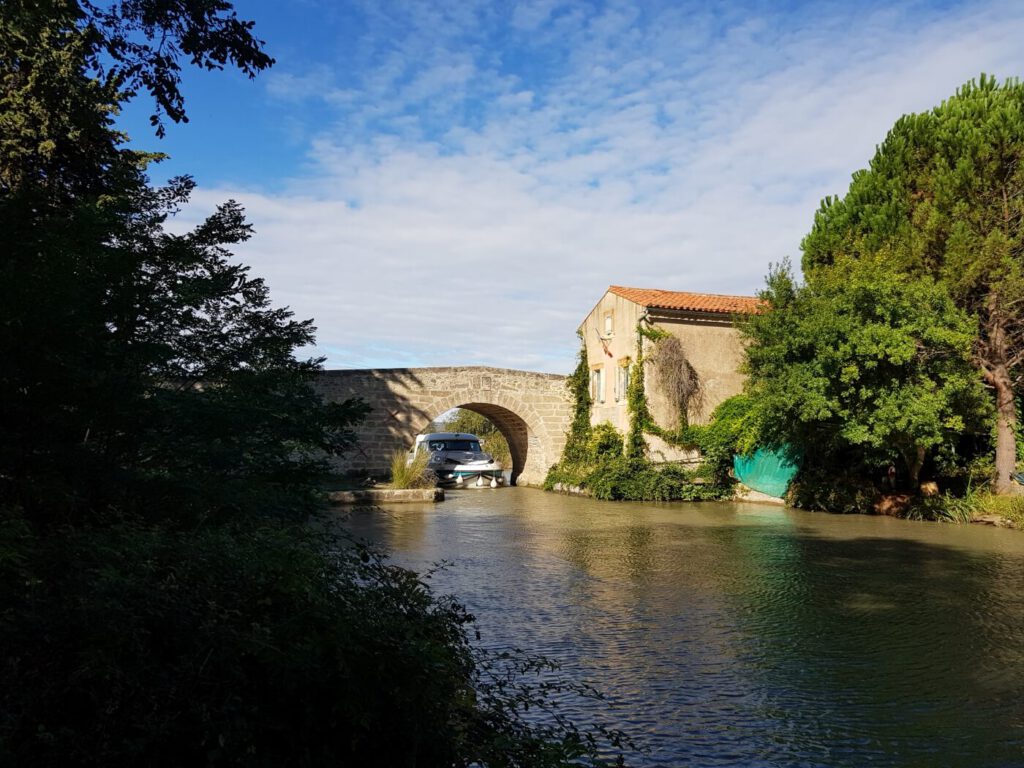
[
  {"xmin": 0, "ymin": 3, "xmax": 355, "ymax": 526},
  {"xmin": 742, "ymin": 258, "xmax": 988, "ymax": 486},
  {"xmin": 798, "ymin": 75, "xmax": 1024, "ymax": 491}
]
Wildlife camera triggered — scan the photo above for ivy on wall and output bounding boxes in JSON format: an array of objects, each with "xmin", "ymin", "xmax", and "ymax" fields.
[
  {"xmin": 626, "ymin": 322, "xmax": 700, "ymax": 456},
  {"xmin": 544, "ymin": 323, "xmax": 731, "ymax": 501},
  {"xmin": 561, "ymin": 332, "xmax": 593, "ymax": 465}
]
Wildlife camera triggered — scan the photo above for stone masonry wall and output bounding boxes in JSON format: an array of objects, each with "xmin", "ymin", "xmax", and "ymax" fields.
[{"xmin": 314, "ymin": 366, "xmax": 572, "ymax": 486}]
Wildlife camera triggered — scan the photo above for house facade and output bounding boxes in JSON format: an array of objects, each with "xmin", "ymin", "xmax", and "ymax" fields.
[{"xmin": 578, "ymin": 285, "xmax": 760, "ymax": 461}]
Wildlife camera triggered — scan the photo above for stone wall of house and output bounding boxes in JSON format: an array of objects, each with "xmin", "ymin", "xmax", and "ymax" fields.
[
  {"xmin": 578, "ymin": 291, "xmax": 644, "ymax": 436},
  {"xmin": 644, "ymin": 311, "xmax": 747, "ymax": 424},
  {"xmin": 579, "ymin": 291, "xmax": 749, "ymax": 464},
  {"xmin": 643, "ymin": 311, "xmax": 747, "ymax": 463}
]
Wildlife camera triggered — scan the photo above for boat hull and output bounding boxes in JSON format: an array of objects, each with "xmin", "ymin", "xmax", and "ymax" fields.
[{"xmin": 435, "ymin": 463, "xmax": 504, "ymax": 488}]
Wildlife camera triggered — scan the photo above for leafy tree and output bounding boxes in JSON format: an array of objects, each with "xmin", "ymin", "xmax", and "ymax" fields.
[
  {"xmin": 802, "ymin": 75, "xmax": 1024, "ymax": 492},
  {"xmin": 1, "ymin": 0, "xmax": 363, "ymax": 526},
  {"xmin": 0, "ymin": 5, "xmax": 633, "ymax": 765},
  {"xmin": 742, "ymin": 258, "xmax": 988, "ymax": 489}
]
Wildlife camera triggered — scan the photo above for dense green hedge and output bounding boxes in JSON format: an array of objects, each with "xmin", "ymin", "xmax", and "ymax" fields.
[
  {"xmin": 544, "ymin": 419, "xmax": 729, "ymax": 502},
  {"xmin": 581, "ymin": 458, "xmax": 728, "ymax": 502}
]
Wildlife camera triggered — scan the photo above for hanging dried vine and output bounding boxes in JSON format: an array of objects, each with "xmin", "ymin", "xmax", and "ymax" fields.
[
  {"xmin": 627, "ymin": 323, "xmax": 701, "ymax": 451},
  {"xmin": 650, "ymin": 335, "xmax": 703, "ymax": 427}
]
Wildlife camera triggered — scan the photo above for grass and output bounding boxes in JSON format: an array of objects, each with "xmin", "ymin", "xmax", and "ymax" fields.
[
  {"xmin": 960, "ymin": 491, "xmax": 1024, "ymax": 526},
  {"xmin": 909, "ymin": 484, "xmax": 1024, "ymax": 526},
  {"xmin": 389, "ymin": 449, "xmax": 434, "ymax": 489}
]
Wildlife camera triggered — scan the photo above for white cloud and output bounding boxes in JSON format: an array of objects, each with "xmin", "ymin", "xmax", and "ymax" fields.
[{"xmin": 188, "ymin": 0, "xmax": 1024, "ymax": 373}]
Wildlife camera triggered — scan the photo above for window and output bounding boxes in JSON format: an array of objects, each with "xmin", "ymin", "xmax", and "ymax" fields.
[
  {"xmin": 428, "ymin": 440, "xmax": 482, "ymax": 452},
  {"xmin": 590, "ymin": 366, "xmax": 605, "ymax": 403},
  {"xmin": 604, "ymin": 311, "xmax": 614, "ymax": 336},
  {"xmin": 616, "ymin": 360, "xmax": 631, "ymax": 401}
]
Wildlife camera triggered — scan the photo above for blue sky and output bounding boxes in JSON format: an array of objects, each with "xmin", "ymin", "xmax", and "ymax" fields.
[{"xmin": 121, "ymin": 0, "xmax": 1024, "ymax": 373}]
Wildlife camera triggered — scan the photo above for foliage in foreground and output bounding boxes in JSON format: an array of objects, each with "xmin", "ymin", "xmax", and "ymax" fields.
[
  {"xmin": 2, "ymin": 0, "xmax": 367, "ymax": 529},
  {"xmin": 0, "ymin": 3, "xmax": 632, "ymax": 765},
  {"xmin": 0, "ymin": 517, "xmax": 630, "ymax": 767}
]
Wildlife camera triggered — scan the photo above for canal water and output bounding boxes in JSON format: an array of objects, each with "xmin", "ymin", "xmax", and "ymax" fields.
[{"xmin": 340, "ymin": 488, "xmax": 1024, "ymax": 767}]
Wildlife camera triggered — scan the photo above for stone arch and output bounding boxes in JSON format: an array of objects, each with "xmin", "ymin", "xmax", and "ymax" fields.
[
  {"xmin": 313, "ymin": 367, "xmax": 572, "ymax": 487},
  {"xmin": 414, "ymin": 394, "xmax": 548, "ymax": 486}
]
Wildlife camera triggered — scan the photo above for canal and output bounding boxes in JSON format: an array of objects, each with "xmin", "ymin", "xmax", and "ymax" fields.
[{"xmin": 340, "ymin": 487, "xmax": 1024, "ymax": 767}]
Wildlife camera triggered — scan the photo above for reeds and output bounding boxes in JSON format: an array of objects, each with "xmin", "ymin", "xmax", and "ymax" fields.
[{"xmin": 389, "ymin": 448, "xmax": 434, "ymax": 489}]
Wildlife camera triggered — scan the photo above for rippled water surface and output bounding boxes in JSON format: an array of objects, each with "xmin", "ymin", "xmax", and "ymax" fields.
[{"xmin": 340, "ymin": 488, "xmax": 1024, "ymax": 767}]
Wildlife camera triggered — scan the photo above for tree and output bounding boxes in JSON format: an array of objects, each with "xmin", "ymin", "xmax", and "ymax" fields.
[
  {"xmin": 0, "ymin": 6, "xmax": 632, "ymax": 764},
  {"xmin": 1, "ymin": 0, "xmax": 366, "ymax": 526},
  {"xmin": 742, "ymin": 258, "xmax": 988, "ymax": 489},
  {"xmin": 1, "ymin": 0, "xmax": 272, "ymax": 197},
  {"xmin": 802, "ymin": 75, "xmax": 1024, "ymax": 493}
]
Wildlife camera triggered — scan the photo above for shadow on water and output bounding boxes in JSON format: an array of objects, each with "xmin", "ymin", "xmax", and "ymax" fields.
[{"xmin": 340, "ymin": 492, "xmax": 1024, "ymax": 767}]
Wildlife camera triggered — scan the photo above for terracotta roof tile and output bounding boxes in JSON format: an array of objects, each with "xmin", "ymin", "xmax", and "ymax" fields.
[{"xmin": 608, "ymin": 285, "xmax": 761, "ymax": 315}]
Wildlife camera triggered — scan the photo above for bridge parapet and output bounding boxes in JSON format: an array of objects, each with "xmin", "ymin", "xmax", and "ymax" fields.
[{"xmin": 315, "ymin": 366, "xmax": 572, "ymax": 486}]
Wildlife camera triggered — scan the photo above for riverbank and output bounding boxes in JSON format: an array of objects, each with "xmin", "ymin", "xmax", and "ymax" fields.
[
  {"xmin": 549, "ymin": 480, "xmax": 785, "ymax": 505},
  {"xmin": 328, "ymin": 487, "xmax": 444, "ymax": 504},
  {"xmin": 547, "ymin": 479, "xmax": 1022, "ymax": 529}
]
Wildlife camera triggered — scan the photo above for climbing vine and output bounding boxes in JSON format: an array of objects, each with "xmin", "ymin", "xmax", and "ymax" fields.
[
  {"xmin": 626, "ymin": 322, "xmax": 701, "ymax": 454},
  {"xmin": 559, "ymin": 333, "xmax": 592, "ymax": 465},
  {"xmin": 545, "ymin": 323, "xmax": 730, "ymax": 502}
]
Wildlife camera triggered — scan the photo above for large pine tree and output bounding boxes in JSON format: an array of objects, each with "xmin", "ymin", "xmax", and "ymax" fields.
[{"xmin": 802, "ymin": 75, "xmax": 1024, "ymax": 493}]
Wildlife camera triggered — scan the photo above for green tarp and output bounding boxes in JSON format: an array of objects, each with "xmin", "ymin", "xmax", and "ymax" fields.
[{"xmin": 733, "ymin": 447, "xmax": 800, "ymax": 499}]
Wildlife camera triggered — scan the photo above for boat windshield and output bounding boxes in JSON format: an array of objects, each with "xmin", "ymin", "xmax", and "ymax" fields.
[{"xmin": 428, "ymin": 440, "xmax": 482, "ymax": 452}]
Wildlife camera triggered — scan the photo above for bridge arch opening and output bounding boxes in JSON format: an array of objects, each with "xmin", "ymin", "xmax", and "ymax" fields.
[{"xmin": 420, "ymin": 402, "xmax": 532, "ymax": 486}]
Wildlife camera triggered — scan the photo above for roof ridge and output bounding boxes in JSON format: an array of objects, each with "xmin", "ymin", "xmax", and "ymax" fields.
[
  {"xmin": 608, "ymin": 284, "xmax": 757, "ymax": 300},
  {"xmin": 605, "ymin": 285, "xmax": 761, "ymax": 315}
]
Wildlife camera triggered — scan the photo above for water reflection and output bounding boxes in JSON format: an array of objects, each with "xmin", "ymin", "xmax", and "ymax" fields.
[{"xmin": 339, "ymin": 488, "xmax": 1024, "ymax": 767}]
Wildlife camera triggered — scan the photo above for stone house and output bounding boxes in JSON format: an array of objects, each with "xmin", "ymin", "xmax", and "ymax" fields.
[{"xmin": 578, "ymin": 285, "xmax": 760, "ymax": 461}]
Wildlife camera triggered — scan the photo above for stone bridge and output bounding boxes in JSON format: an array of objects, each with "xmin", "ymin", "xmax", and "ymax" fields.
[{"xmin": 315, "ymin": 366, "xmax": 573, "ymax": 486}]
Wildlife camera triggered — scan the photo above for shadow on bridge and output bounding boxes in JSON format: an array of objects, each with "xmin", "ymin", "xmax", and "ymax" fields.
[{"xmin": 314, "ymin": 367, "xmax": 571, "ymax": 486}]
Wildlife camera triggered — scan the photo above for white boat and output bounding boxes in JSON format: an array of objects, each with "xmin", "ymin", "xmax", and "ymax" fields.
[{"xmin": 408, "ymin": 432, "xmax": 504, "ymax": 488}]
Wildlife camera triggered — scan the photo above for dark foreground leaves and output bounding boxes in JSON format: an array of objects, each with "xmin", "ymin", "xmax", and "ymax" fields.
[{"xmin": 0, "ymin": 517, "xmax": 631, "ymax": 767}]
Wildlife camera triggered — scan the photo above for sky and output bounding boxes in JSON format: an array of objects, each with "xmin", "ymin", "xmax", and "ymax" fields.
[{"xmin": 118, "ymin": 0, "xmax": 1024, "ymax": 374}]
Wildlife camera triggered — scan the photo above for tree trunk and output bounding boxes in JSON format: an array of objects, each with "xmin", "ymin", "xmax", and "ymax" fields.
[
  {"xmin": 905, "ymin": 444, "xmax": 925, "ymax": 490},
  {"xmin": 982, "ymin": 295, "xmax": 1020, "ymax": 496},
  {"xmin": 992, "ymin": 365, "xmax": 1019, "ymax": 495}
]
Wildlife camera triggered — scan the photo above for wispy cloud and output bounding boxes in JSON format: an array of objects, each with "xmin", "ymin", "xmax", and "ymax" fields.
[{"xmin": 192, "ymin": 0, "xmax": 1024, "ymax": 373}]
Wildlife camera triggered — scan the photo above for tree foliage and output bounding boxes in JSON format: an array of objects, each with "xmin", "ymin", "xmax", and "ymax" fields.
[
  {"xmin": 801, "ymin": 74, "xmax": 1024, "ymax": 492},
  {"xmin": 1, "ymin": 1, "xmax": 360, "ymax": 527},
  {"xmin": 742, "ymin": 258, "xmax": 988, "ymax": 490},
  {"xmin": 1, "ymin": 4, "xmax": 632, "ymax": 765}
]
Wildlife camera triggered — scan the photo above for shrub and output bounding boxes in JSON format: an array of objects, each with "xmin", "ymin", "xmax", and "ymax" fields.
[
  {"xmin": 0, "ymin": 518, "xmax": 630, "ymax": 767},
  {"xmin": 588, "ymin": 422, "xmax": 625, "ymax": 461},
  {"xmin": 786, "ymin": 465, "xmax": 877, "ymax": 514},
  {"xmin": 917, "ymin": 489, "xmax": 1024, "ymax": 525},
  {"xmin": 389, "ymin": 448, "xmax": 434, "ymax": 489},
  {"xmin": 583, "ymin": 457, "xmax": 728, "ymax": 502}
]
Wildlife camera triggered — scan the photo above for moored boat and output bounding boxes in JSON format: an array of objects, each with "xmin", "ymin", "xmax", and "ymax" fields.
[{"xmin": 409, "ymin": 432, "xmax": 504, "ymax": 488}]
